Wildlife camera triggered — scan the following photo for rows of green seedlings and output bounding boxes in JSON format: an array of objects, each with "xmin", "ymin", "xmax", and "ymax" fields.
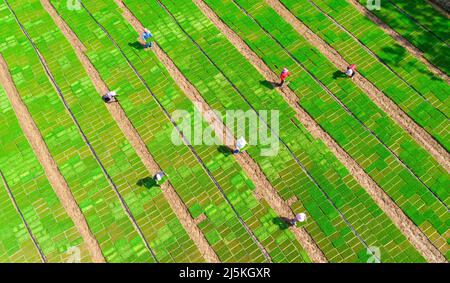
[
  {"xmin": 1, "ymin": 0, "xmax": 190, "ymax": 263},
  {"xmin": 280, "ymin": 0, "xmax": 450, "ymax": 151},
  {"xmin": 204, "ymin": 0, "xmax": 449, "ymax": 259},
  {"xmin": 310, "ymin": 0, "xmax": 450, "ymax": 117},
  {"xmin": 0, "ymin": 86, "xmax": 91, "ymax": 262},
  {"xmin": 216, "ymin": 0, "xmax": 450, "ymax": 205},
  {"xmin": 123, "ymin": 0, "xmax": 426, "ymax": 262},
  {"xmin": 0, "ymin": 1, "xmax": 151, "ymax": 263},
  {"xmin": 0, "ymin": 87, "xmax": 43, "ymax": 263},
  {"xmin": 52, "ymin": 0, "xmax": 310, "ymax": 262},
  {"xmin": 7, "ymin": 0, "xmax": 209, "ymax": 263},
  {"xmin": 358, "ymin": 0, "xmax": 449, "ymax": 74}
]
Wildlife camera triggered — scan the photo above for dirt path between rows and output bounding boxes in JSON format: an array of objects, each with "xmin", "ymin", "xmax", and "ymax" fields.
[
  {"xmin": 0, "ymin": 56, "xmax": 105, "ymax": 263},
  {"xmin": 347, "ymin": 0, "xmax": 449, "ymax": 82},
  {"xmin": 266, "ymin": 0, "xmax": 450, "ymax": 172},
  {"xmin": 116, "ymin": 0, "xmax": 326, "ymax": 263},
  {"xmin": 197, "ymin": 0, "xmax": 446, "ymax": 263},
  {"xmin": 41, "ymin": 0, "xmax": 219, "ymax": 263}
]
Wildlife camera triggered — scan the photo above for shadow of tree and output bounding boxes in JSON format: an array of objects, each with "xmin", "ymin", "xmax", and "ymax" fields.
[{"xmin": 137, "ymin": 177, "xmax": 157, "ymax": 189}]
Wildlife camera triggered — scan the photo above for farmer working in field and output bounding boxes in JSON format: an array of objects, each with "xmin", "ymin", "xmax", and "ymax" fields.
[
  {"xmin": 289, "ymin": 213, "xmax": 307, "ymax": 227},
  {"xmin": 141, "ymin": 28, "xmax": 153, "ymax": 49},
  {"xmin": 102, "ymin": 91, "xmax": 118, "ymax": 103},
  {"xmin": 345, "ymin": 64, "xmax": 357, "ymax": 78},
  {"xmin": 233, "ymin": 137, "xmax": 248, "ymax": 155},
  {"xmin": 154, "ymin": 171, "xmax": 168, "ymax": 186},
  {"xmin": 279, "ymin": 68, "xmax": 291, "ymax": 87}
]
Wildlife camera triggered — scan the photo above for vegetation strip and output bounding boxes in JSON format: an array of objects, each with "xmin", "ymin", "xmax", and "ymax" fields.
[
  {"xmin": 0, "ymin": 171, "xmax": 46, "ymax": 262},
  {"xmin": 265, "ymin": 0, "xmax": 450, "ymax": 173},
  {"xmin": 347, "ymin": 0, "xmax": 449, "ymax": 82},
  {"xmin": 231, "ymin": 0, "xmax": 448, "ymax": 210},
  {"xmin": 197, "ymin": 0, "xmax": 446, "ymax": 263},
  {"xmin": 3, "ymin": 0, "xmax": 159, "ymax": 262},
  {"xmin": 41, "ymin": 0, "xmax": 218, "ymax": 263},
  {"xmin": 78, "ymin": 0, "xmax": 272, "ymax": 263},
  {"xmin": 306, "ymin": 0, "xmax": 448, "ymax": 119},
  {"xmin": 0, "ymin": 57, "xmax": 104, "ymax": 263}
]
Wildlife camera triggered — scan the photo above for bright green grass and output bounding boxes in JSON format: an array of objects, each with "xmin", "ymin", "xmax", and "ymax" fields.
[
  {"xmin": 280, "ymin": 0, "xmax": 450, "ymax": 151},
  {"xmin": 359, "ymin": 0, "xmax": 450, "ymax": 74},
  {"xmin": 0, "ymin": 86, "xmax": 91, "ymax": 262}
]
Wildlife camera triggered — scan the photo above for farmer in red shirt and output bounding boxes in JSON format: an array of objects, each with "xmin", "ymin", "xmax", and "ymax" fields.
[
  {"xmin": 279, "ymin": 68, "xmax": 291, "ymax": 87},
  {"xmin": 345, "ymin": 64, "xmax": 357, "ymax": 78}
]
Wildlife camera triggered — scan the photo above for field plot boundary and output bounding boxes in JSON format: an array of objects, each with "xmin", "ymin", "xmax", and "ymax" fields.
[
  {"xmin": 264, "ymin": 0, "xmax": 450, "ymax": 172},
  {"xmin": 196, "ymin": 0, "xmax": 446, "ymax": 263},
  {"xmin": 77, "ymin": 0, "xmax": 272, "ymax": 262},
  {"xmin": 0, "ymin": 56, "xmax": 105, "ymax": 263},
  {"xmin": 41, "ymin": 0, "xmax": 218, "ymax": 263}
]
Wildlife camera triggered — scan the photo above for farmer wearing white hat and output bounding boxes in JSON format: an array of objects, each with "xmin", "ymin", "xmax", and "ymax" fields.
[
  {"xmin": 102, "ymin": 91, "xmax": 118, "ymax": 103},
  {"xmin": 233, "ymin": 137, "xmax": 248, "ymax": 155},
  {"xmin": 290, "ymin": 213, "xmax": 306, "ymax": 226},
  {"xmin": 279, "ymin": 67, "xmax": 291, "ymax": 87},
  {"xmin": 141, "ymin": 28, "xmax": 153, "ymax": 49},
  {"xmin": 154, "ymin": 171, "xmax": 168, "ymax": 186}
]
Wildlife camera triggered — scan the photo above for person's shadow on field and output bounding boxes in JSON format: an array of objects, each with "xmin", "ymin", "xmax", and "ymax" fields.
[
  {"xmin": 137, "ymin": 177, "xmax": 157, "ymax": 189},
  {"xmin": 260, "ymin": 80, "xmax": 278, "ymax": 90},
  {"xmin": 272, "ymin": 217, "xmax": 291, "ymax": 230},
  {"xmin": 129, "ymin": 41, "xmax": 144, "ymax": 50},
  {"xmin": 333, "ymin": 70, "xmax": 347, "ymax": 79},
  {"xmin": 218, "ymin": 145, "xmax": 232, "ymax": 157}
]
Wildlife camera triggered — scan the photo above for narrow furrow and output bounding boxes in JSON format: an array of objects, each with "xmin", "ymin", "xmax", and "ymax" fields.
[
  {"xmin": 154, "ymin": 0, "xmax": 388, "ymax": 262},
  {"xmin": 348, "ymin": 0, "xmax": 449, "ymax": 82},
  {"xmin": 266, "ymin": 0, "xmax": 450, "ymax": 172},
  {"xmin": 196, "ymin": 0, "xmax": 446, "ymax": 263},
  {"xmin": 0, "ymin": 171, "xmax": 46, "ymax": 263},
  {"xmin": 78, "ymin": 0, "xmax": 272, "ymax": 263},
  {"xmin": 4, "ymin": 0, "xmax": 158, "ymax": 263},
  {"xmin": 41, "ymin": 0, "xmax": 219, "ymax": 263},
  {"xmin": 231, "ymin": 0, "xmax": 448, "ymax": 210},
  {"xmin": 0, "ymin": 56, "xmax": 105, "ymax": 263},
  {"xmin": 304, "ymin": 0, "xmax": 449, "ymax": 120},
  {"xmin": 429, "ymin": 0, "xmax": 450, "ymax": 14}
]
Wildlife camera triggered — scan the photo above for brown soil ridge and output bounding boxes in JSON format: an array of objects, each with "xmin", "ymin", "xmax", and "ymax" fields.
[
  {"xmin": 197, "ymin": 0, "xmax": 447, "ymax": 263},
  {"xmin": 347, "ymin": 0, "xmax": 450, "ymax": 82},
  {"xmin": 116, "ymin": 0, "xmax": 325, "ymax": 263},
  {"xmin": 0, "ymin": 56, "xmax": 105, "ymax": 263},
  {"xmin": 266, "ymin": 0, "xmax": 450, "ymax": 172},
  {"xmin": 41, "ymin": 0, "xmax": 219, "ymax": 263}
]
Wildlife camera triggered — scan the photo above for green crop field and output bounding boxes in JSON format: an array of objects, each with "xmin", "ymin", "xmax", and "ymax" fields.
[{"xmin": 0, "ymin": 0, "xmax": 448, "ymax": 263}]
